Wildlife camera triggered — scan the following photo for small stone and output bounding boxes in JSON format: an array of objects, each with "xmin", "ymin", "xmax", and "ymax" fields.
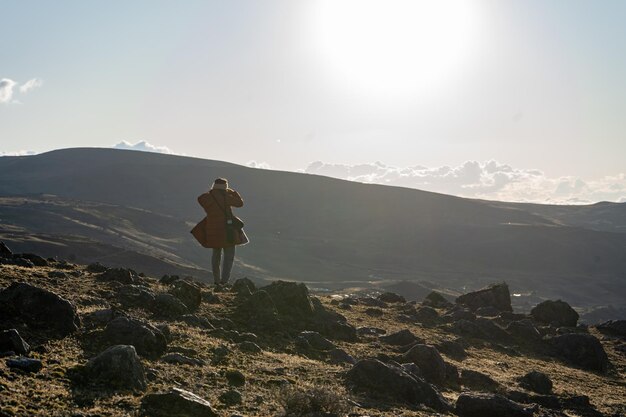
[
  {"xmin": 6, "ymin": 357, "xmax": 43, "ymax": 373},
  {"xmin": 219, "ymin": 389, "xmax": 243, "ymax": 406},
  {"xmin": 364, "ymin": 307, "xmax": 383, "ymax": 317},
  {"xmin": 380, "ymin": 329, "xmax": 421, "ymax": 346},
  {"xmin": 518, "ymin": 371, "xmax": 552, "ymax": 395},
  {"xmin": 455, "ymin": 393, "xmax": 532, "ymax": 417},
  {"xmin": 0, "ymin": 329, "xmax": 30, "ymax": 355},
  {"xmin": 238, "ymin": 341, "xmax": 262, "ymax": 353},
  {"xmin": 225, "ymin": 369, "xmax": 246, "ymax": 387},
  {"xmin": 460, "ymin": 369, "xmax": 500, "ymax": 392},
  {"xmin": 161, "ymin": 353, "xmax": 205, "ymax": 366},
  {"xmin": 81, "ymin": 345, "xmax": 146, "ymax": 391},
  {"xmin": 377, "ymin": 292, "xmax": 405, "ymax": 303},
  {"xmin": 141, "ymin": 387, "xmax": 219, "ymax": 417}
]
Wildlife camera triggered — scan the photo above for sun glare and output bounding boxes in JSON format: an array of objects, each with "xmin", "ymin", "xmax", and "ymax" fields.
[{"xmin": 309, "ymin": 0, "xmax": 480, "ymax": 97}]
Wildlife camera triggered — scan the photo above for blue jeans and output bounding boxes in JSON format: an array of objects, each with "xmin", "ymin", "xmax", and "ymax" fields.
[{"xmin": 212, "ymin": 246, "xmax": 235, "ymax": 284}]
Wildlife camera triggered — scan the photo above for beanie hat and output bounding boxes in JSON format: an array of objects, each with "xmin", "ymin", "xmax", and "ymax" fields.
[{"xmin": 212, "ymin": 178, "xmax": 228, "ymax": 190}]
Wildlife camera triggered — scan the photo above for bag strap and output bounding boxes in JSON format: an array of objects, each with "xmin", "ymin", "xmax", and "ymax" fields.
[{"xmin": 211, "ymin": 191, "xmax": 233, "ymax": 220}]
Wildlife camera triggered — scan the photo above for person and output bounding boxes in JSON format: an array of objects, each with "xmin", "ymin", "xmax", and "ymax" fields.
[{"xmin": 191, "ymin": 178, "xmax": 248, "ymax": 286}]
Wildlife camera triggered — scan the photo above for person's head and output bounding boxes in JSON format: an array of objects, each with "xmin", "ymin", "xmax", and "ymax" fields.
[{"xmin": 212, "ymin": 177, "xmax": 228, "ymax": 191}]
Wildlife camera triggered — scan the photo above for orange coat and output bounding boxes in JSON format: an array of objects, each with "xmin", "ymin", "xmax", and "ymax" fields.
[{"xmin": 190, "ymin": 189, "xmax": 249, "ymax": 248}]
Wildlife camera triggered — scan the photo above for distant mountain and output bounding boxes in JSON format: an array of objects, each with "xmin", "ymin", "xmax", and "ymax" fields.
[{"xmin": 0, "ymin": 148, "xmax": 625, "ymax": 308}]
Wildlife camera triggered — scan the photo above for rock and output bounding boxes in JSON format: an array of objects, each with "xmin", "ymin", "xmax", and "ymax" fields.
[
  {"xmin": 518, "ymin": 371, "xmax": 552, "ymax": 394},
  {"xmin": 380, "ymin": 329, "xmax": 422, "ymax": 346},
  {"xmin": 377, "ymin": 292, "xmax": 405, "ymax": 303},
  {"xmin": 86, "ymin": 262, "xmax": 108, "ymax": 273},
  {"xmin": 357, "ymin": 326, "xmax": 386, "ymax": 337},
  {"xmin": 423, "ymin": 291, "xmax": 453, "ymax": 308},
  {"xmin": 260, "ymin": 281, "xmax": 314, "ymax": 318},
  {"xmin": 345, "ymin": 359, "xmax": 450, "ymax": 411},
  {"xmin": 531, "ymin": 300, "xmax": 579, "ymax": 327},
  {"xmin": 451, "ymin": 319, "xmax": 486, "ymax": 339},
  {"xmin": 155, "ymin": 323, "xmax": 172, "ymax": 342},
  {"xmin": 401, "ymin": 344, "xmax": 446, "ymax": 385},
  {"xmin": 0, "ymin": 329, "xmax": 30, "ymax": 355},
  {"xmin": 297, "ymin": 331, "xmax": 336, "ymax": 351},
  {"xmin": 316, "ymin": 319, "xmax": 357, "ymax": 342},
  {"xmin": 595, "ymin": 320, "xmax": 626, "ymax": 338},
  {"xmin": 412, "ymin": 306, "xmax": 440, "ymax": 324},
  {"xmin": 18, "ymin": 253, "xmax": 48, "ymax": 267},
  {"xmin": 169, "ymin": 279, "xmax": 202, "ymax": 311},
  {"xmin": 0, "ymin": 241, "xmax": 12, "ymax": 258},
  {"xmin": 159, "ymin": 274, "xmax": 180, "ymax": 285},
  {"xmin": 225, "ymin": 369, "xmax": 246, "ymax": 387},
  {"xmin": 238, "ymin": 341, "xmax": 262, "ymax": 353},
  {"xmin": 0, "ymin": 282, "xmax": 80, "ymax": 337},
  {"xmin": 152, "ymin": 293, "xmax": 189, "ymax": 317},
  {"xmin": 506, "ymin": 319, "xmax": 542, "ymax": 341},
  {"xmin": 444, "ymin": 306, "xmax": 476, "ymax": 322},
  {"xmin": 212, "ymin": 345, "xmax": 230, "ymax": 365},
  {"xmin": 364, "ymin": 307, "xmax": 383, "ymax": 317},
  {"xmin": 234, "ymin": 290, "xmax": 278, "ymax": 322},
  {"xmin": 456, "ymin": 283, "xmax": 513, "ymax": 312},
  {"xmin": 99, "ymin": 268, "xmax": 136, "ymax": 284},
  {"xmin": 548, "ymin": 333, "xmax": 609, "ymax": 372},
  {"xmin": 0, "ymin": 256, "xmax": 34, "ymax": 267},
  {"xmin": 140, "ymin": 387, "xmax": 219, "ymax": 417},
  {"xmin": 231, "ymin": 277, "xmax": 256, "ymax": 296},
  {"xmin": 179, "ymin": 314, "xmax": 214, "ymax": 329},
  {"xmin": 102, "ymin": 317, "xmax": 167, "ymax": 359},
  {"xmin": 476, "ymin": 306, "xmax": 501, "ymax": 317},
  {"xmin": 455, "ymin": 393, "xmax": 532, "ymax": 417},
  {"xmin": 81, "ymin": 345, "xmax": 146, "ymax": 391},
  {"xmin": 328, "ymin": 348, "xmax": 356, "ymax": 365},
  {"xmin": 474, "ymin": 318, "xmax": 511, "ymax": 342},
  {"xmin": 444, "ymin": 362, "xmax": 460, "ymax": 386},
  {"xmin": 6, "ymin": 357, "xmax": 43, "ymax": 373},
  {"xmin": 161, "ymin": 353, "xmax": 205, "ymax": 366},
  {"xmin": 219, "ymin": 389, "xmax": 243, "ymax": 406},
  {"xmin": 47, "ymin": 270, "xmax": 67, "ymax": 279},
  {"xmin": 435, "ymin": 340, "xmax": 467, "ymax": 359},
  {"xmin": 117, "ymin": 285, "xmax": 156, "ymax": 308},
  {"xmin": 358, "ymin": 296, "xmax": 386, "ymax": 308},
  {"xmin": 202, "ymin": 291, "xmax": 221, "ymax": 304},
  {"xmin": 460, "ymin": 369, "xmax": 500, "ymax": 392}
]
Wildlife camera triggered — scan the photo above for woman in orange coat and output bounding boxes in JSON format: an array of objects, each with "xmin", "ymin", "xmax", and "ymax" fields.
[{"xmin": 191, "ymin": 178, "xmax": 248, "ymax": 285}]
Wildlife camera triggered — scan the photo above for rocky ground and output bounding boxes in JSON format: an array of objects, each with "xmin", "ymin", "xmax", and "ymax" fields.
[{"xmin": 0, "ymin": 243, "xmax": 624, "ymax": 417}]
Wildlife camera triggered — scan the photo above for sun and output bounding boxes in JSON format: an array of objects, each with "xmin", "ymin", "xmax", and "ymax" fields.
[{"xmin": 309, "ymin": 0, "xmax": 480, "ymax": 97}]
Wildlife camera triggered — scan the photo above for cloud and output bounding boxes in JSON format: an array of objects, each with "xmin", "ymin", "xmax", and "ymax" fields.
[
  {"xmin": 0, "ymin": 79, "xmax": 17, "ymax": 103},
  {"xmin": 246, "ymin": 160, "xmax": 271, "ymax": 169},
  {"xmin": 19, "ymin": 78, "xmax": 43, "ymax": 94},
  {"xmin": 0, "ymin": 150, "xmax": 37, "ymax": 157},
  {"xmin": 303, "ymin": 160, "xmax": 626, "ymax": 204},
  {"xmin": 113, "ymin": 140, "xmax": 172, "ymax": 154}
]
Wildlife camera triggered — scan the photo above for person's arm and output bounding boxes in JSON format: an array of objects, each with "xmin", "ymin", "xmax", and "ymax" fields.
[
  {"xmin": 227, "ymin": 190, "xmax": 244, "ymax": 208},
  {"xmin": 197, "ymin": 193, "xmax": 213, "ymax": 211}
]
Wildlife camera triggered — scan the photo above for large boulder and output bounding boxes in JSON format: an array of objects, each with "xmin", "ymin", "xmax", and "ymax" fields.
[
  {"xmin": 169, "ymin": 280, "xmax": 202, "ymax": 311},
  {"xmin": 0, "ymin": 282, "xmax": 80, "ymax": 337},
  {"xmin": 455, "ymin": 393, "xmax": 532, "ymax": 417},
  {"xmin": 0, "ymin": 329, "xmax": 30, "ymax": 355},
  {"xmin": 456, "ymin": 283, "xmax": 512, "ymax": 312},
  {"xmin": 102, "ymin": 317, "xmax": 167, "ymax": 359},
  {"xmin": 345, "ymin": 359, "xmax": 450, "ymax": 411},
  {"xmin": 234, "ymin": 290, "xmax": 278, "ymax": 323},
  {"xmin": 80, "ymin": 345, "xmax": 146, "ymax": 391},
  {"xmin": 140, "ymin": 387, "xmax": 219, "ymax": 417},
  {"xmin": 260, "ymin": 281, "xmax": 314, "ymax": 318},
  {"xmin": 548, "ymin": 333, "xmax": 609, "ymax": 372},
  {"xmin": 423, "ymin": 291, "xmax": 453, "ymax": 308},
  {"xmin": 531, "ymin": 300, "xmax": 579, "ymax": 327},
  {"xmin": 595, "ymin": 320, "xmax": 626, "ymax": 338},
  {"xmin": 401, "ymin": 344, "xmax": 447, "ymax": 385},
  {"xmin": 379, "ymin": 329, "xmax": 422, "ymax": 346}
]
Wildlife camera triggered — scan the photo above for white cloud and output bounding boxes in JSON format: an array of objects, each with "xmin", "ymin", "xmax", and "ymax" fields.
[
  {"xmin": 0, "ymin": 79, "xmax": 17, "ymax": 103},
  {"xmin": 247, "ymin": 160, "xmax": 271, "ymax": 169},
  {"xmin": 303, "ymin": 160, "xmax": 626, "ymax": 204},
  {"xmin": 0, "ymin": 150, "xmax": 37, "ymax": 157},
  {"xmin": 113, "ymin": 140, "xmax": 172, "ymax": 154},
  {"xmin": 19, "ymin": 78, "xmax": 43, "ymax": 94}
]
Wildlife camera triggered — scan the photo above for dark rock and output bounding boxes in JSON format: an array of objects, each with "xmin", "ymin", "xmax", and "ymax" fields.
[
  {"xmin": 87, "ymin": 262, "xmax": 108, "ymax": 273},
  {"xmin": 140, "ymin": 387, "xmax": 219, "ymax": 417},
  {"xmin": 234, "ymin": 290, "xmax": 278, "ymax": 322},
  {"xmin": 444, "ymin": 362, "xmax": 460, "ymax": 386},
  {"xmin": 6, "ymin": 357, "xmax": 42, "ymax": 373},
  {"xmin": 380, "ymin": 329, "xmax": 422, "ymax": 346},
  {"xmin": 401, "ymin": 344, "xmax": 446, "ymax": 385},
  {"xmin": 297, "ymin": 331, "xmax": 336, "ymax": 351},
  {"xmin": 117, "ymin": 285, "xmax": 156, "ymax": 308},
  {"xmin": 365, "ymin": 307, "xmax": 383, "ymax": 317},
  {"xmin": 99, "ymin": 268, "xmax": 136, "ymax": 284},
  {"xmin": 358, "ymin": 296, "xmax": 387, "ymax": 307},
  {"xmin": 506, "ymin": 390, "xmax": 561, "ymax": 410},
  {"xmin": 412, "ymin": 306, "xmax": 440, "ymax": 323},
  {"xmin": 456, "ymin": 283, "xmax": 512, "ymax": 312},
  {"xmin": 460, "ymin": 369, "xmax": 500, "ymax": 392},
  {"xmin": 531, "ymin": 300, "xmax": 579, "ymax": 327},
  {"xmin": 595, "ymin": 320, "xmax": 626, "ymax": 338},
  {"xmin": 316, "ymin": 318, "xmax": 357, "ymax": 342},
  {"xmin": 152, "ymin": 293, "xmax": 189, "ymax": 317},
  {"xmin": 155, "ymin": 323, "xmax": 172, "ymax": 342},
  {"xmin": 168, "ymin": 346, "xmax": 198, "ymax": 356},
  {"xmin": 548, "ymin": 333, "xmax": 609, "ymax": 372},
  {"xmin": 423, "ymin": 291, "xmax": 453, "ymax": 308},
  {"xmin": 444, "ymin": 306, "xmax": 476, "ymax": 322},
  {"xmin": 328, "ymin": 348, "xmax": 356, "ymax": 365},
  {"xmin": 238, "ymin": 341, "xmax": 262, "ymax": 353},
  {"xmin": 219, "ymin": 389, "xmax": 242, "ymax": 406},
  {"xmin": 231, "ymin": 277, "xmax": 256, "ymax": 296},
  {"xmin": 47, "ymin": 271, "xmax": 67, "ymax": 279},
  {"xmin": 0, "ymin": 282, "xmax": 80, "ymax": 337},
  {"xmin": 169, "ymin": 279, "xmax": 202, "ymax": 311},
  {"xmin": 518, "ymin": 371, "xmax": 552, "ymax": 394},
  {"xmin": 357, "ymin": 326, "xmax": 386, "ymax": 337},
  {"xmin": 0, "ymin": 329, "xmax": 30, "ymax": 355},
  {"xmin": 102, "ymin": 317, "xmax": 167, "ymax": 359},
  {"xmin": 451, "ymin": 319, "xmax": 486, "ymax": 338},
  {"xmin": 0, "ymin": 241, "xmax": 12, "ymax": 258},
  {"xmin": 81, "ymin": 345, "xmax": 146, "ymax": 391},
  {"xmin": 377, "ymin": 292, "xmax": 405, "ymax": 303},
  {"xmin": 345, "ymin": 359, "xmax": 450, "ymax": 411},
  {"xmin": 260, "ymin": 281, "xmax": 314, "ymax": 318},
  {"xmin": 455, "ymin": 393, "xmax": 532, "ymax": 417},
  {"xmin": 476, "ymin": 306, "xmax": 501, "ymax": 317},
  {"xmin": 435, "ymin": 340, "xmax": 467, "ymax": 359},
  {"xmin": 475, "ymin": 318, "xmax": 511, "ymax": 342},
  {"xmin": 225, "ymin": 369, "xmax": 246, "ymax": 387},
  {"xmin": 159, "ymin": 274, "xmax": 180, "ymax": 285},
  {"xmin": 506, "ymin": 319, "xmax": 542, "ymax": 341},
  {"xmin": 161, "ymin": 353, "xmax": 205, "ymax": 366},
  {"xmin": 202, "ymin": 291, "xmax": 220, "ymax": 304},
  {"xmin": 17, "ymin": 253, "xmax": 48, "ymax": 267},
  {"xmin": 180, "ymin": 314, "xmax": 214, "ymax": 329}
]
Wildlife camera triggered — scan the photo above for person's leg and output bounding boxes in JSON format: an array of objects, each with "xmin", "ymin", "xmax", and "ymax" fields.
[
  {"xmin": 211, "ymin": 248, "xmax": 222, "ymax": 285},
  {"xmin": 221, "ymin": 246, "xmax": 235, "ymax": 284}
]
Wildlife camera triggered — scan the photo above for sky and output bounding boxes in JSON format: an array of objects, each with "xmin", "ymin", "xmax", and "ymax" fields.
[{"xmin": 1, "ymin": 0, "xmax": 625, "ymax": 203}]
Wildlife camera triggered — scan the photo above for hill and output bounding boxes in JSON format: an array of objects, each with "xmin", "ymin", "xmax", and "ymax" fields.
[{"xmin": 0, "ymin": 148, "xmax": 625, "ymax": 310}]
